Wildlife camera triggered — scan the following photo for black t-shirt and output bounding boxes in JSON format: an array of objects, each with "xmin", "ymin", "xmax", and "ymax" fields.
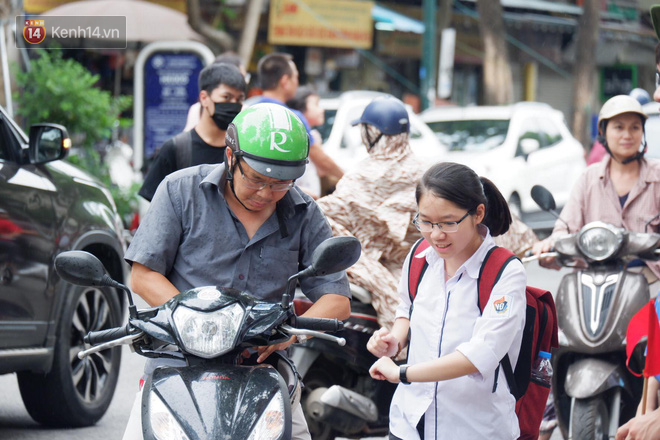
[{"xmin": 139, "ymin": 129, "xmax": 226, "ymax": 201}]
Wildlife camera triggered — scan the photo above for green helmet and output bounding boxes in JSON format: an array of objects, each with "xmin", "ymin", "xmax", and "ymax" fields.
[{"xmin": 226, "ymin": 103, "xmax": 309, "ymax": 180}]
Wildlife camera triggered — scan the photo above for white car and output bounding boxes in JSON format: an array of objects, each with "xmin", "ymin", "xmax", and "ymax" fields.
[
  {"xmin": 318, "ymin": 91, "xmax": 445, "ymax": 171},
  {"xmin": 421, "ymin": 102, "xmax": 586, "ymax": 216},
  {"xmin": 642, "ymin": 101, "xmax": 660, "ymax": 159}
]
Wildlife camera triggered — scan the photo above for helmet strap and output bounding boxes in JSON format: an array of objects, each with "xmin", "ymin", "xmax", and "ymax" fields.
[
  {"xmin": 621, "ymin": 135, "xmax": 647, "ymax": 164},
  {"xmin": 226, "ymin": 155, "xmax": 255, "ymax": 212}
]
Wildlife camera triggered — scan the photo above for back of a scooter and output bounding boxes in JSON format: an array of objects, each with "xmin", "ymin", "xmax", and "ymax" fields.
[{"xmin": 141, "ymin": 363, "xmax": 292, "ymax": 440}]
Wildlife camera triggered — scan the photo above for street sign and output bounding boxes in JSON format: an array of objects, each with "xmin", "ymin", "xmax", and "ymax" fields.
[
  {"xmin": 133, "ymin": 41, "xmax": 214, "ymax": 173},
  {"xmin": 143, "ymin": 53, "xmax": 203, "ymax": 160}
]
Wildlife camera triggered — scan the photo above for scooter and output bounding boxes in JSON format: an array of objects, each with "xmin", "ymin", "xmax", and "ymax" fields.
[
  {"xmin": 54, "ymin": 236, "xmax": 361, "ymax": 440},
  {"xmin": 526, "ymin": 185, "xmax": 660, "ymax": 440},
  {"xmin": 290, "ymin": 284, "xmax": 395, "ymax": 439}
]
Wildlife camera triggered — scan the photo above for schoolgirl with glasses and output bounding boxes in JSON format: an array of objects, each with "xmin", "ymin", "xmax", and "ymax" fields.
[{"xmin": 366, "ymin": 162, "xmax": 527, "ymax": 439}]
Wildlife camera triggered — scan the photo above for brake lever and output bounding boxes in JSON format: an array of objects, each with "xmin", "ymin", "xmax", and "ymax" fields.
[
  {"xmin": 521, "ymin": 252, "xmax": 559, "ymax": 264},
  {"xmin": 77, "ymin": 331, "xmax": 145, "ymax": 359},
  {"xmin": 281, "ymin": 324, "xmax": 346, "ymax": 346}
]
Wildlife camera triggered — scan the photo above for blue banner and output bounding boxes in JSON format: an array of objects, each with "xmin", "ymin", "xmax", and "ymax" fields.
[{"xmin": 144, "ymin": 53, "xmax": 204, "ymax": 159}]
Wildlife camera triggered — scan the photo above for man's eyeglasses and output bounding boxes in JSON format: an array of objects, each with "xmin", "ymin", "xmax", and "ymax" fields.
[
  {"xmin": 412, "ymin": 212, "xmax": 470, "ymax": 233},
  {"xmin": 236, "ymin": 160, "xmax": 294, "ymax": 192}
]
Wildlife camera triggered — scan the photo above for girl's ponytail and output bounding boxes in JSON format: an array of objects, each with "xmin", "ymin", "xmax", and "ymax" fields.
[{"xmin": 479, "ymin": 176, "xmax": 511, "ymax": 236}]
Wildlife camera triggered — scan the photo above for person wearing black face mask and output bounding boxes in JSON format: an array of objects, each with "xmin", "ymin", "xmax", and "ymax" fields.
[{"xmin": 138, "ymin": 63, "xmax": 246, "ymax": 202}]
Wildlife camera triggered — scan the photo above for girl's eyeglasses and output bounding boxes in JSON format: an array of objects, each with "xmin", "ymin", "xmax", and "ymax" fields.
[{"xmin": 412, "ymin": 212, "xmax": 470, "ymax": 233}]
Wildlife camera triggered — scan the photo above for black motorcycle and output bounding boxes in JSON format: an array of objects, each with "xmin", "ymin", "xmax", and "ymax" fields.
[{"xmin": 54, "ymin": 236, "xmax": 361, "ymax": 440}]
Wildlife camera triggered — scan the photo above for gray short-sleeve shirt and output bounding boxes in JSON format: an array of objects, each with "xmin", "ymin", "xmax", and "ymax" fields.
[{"xmin": 125, "ymin": 164, "xmax": 350, "ymax": 303}]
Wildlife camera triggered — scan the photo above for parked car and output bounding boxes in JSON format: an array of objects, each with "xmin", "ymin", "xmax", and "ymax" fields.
[
  {"xmin": 421, "ymin": 102, "xmax": 586, "ymax": 216},
  {"xmin": 0, "ymin": 106, "xmax": 127, "ymax": 427},
  {"xmin": 318, "ymin": 91, "xmax": 445, "ymax": 171},
  {"xmin": 643, "ymin": 101, "xmax": 660, "ymax": 159}
]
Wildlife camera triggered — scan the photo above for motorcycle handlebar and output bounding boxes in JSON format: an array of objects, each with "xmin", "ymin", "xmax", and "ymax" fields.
[
  {"xmin": 292, "ymin": 316, "xmax": 344, "ymax": 332},
  {"xmin": 84, "ymin": 323, "xmax": 132, "ymax": 345}
]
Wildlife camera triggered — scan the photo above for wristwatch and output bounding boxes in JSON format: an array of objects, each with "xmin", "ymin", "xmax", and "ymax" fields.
[
  {"xmin": 296, "ymin": 335, "xmax": 308, "ymax": 344},
  {"xmin": 400, "ymin": 365, "xmax": 411, "ymax": 385}
]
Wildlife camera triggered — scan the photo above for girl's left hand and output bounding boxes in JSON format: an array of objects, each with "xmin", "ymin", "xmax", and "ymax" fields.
[{"xmin": 369, "ymin": 357, "xmax": 400, "ymax": 383}]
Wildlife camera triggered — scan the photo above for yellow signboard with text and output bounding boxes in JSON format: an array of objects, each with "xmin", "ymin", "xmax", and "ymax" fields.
[
  {"xmin": 24, "ymin": 0, "xmax": 186, "ymax": 14},
  {"xmin": 268, "ymin": 0, "xmax": 374, "ymax": 50}
]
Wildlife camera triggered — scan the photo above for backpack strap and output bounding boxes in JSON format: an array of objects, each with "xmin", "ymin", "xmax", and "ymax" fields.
[
  {"xmin": 477, "ymin": 246, "xmax": 518, "ymax": 395},
  {"xmin": 173, "ymin": 131, "xmax": 193, "ymax": 170},
  {"xmin": 477, "ymin": 246, "xmax": 516, "ymax": 312},
  {"xmin": 404, "ymin": 238, "xmax": 430, "ymax": 360},
  {"xmin": 408, "ymin": 238, "xmax": 430, "ymax": 302}
]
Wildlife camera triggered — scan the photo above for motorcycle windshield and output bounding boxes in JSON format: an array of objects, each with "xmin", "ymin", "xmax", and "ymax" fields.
[{"xmin": 142, "ymin": 363, "xmax": 291, "ymax": 439}]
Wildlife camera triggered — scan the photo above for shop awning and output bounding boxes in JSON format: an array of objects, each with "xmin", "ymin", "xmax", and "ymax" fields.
[{"xmin": 372, "ymin": 4, "xmax": 425, "ymax": 34}]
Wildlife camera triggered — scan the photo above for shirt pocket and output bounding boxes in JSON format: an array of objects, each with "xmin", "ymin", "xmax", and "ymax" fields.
[{"xmin": 254, "ymin": 246, "xmax": 300, "ymax": 294}]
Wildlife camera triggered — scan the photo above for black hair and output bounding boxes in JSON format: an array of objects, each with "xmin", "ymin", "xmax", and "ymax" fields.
[
  {"xmin": 286, "ymin": 85, "xmax": 317, "ymax": 113},
  {"xmin": 198, "ymin": 63, "xmax": 246, "ymax": 95},
  {"xmin": 415, "ymin": 162, "xmax": 512, "ymax": 236},
  {"xmin": 656, "ymin": 42, "xmax": 660, "ymax": 66},
  {"xmin": 258, "ymin": 53, "xmax": 294, "ymax": 91}
]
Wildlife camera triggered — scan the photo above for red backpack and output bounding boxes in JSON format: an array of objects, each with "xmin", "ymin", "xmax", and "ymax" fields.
[{"xmin": 407, "ymin": 239, "xmax": 559, "ymax": 440}]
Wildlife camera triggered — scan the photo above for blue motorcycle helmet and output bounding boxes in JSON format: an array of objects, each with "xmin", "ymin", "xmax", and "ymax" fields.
[
  {"xmin": 629, "ymin": 88, "xmax": 651, "ymax": 106},
  {"xmin": 351, "ymin": 96, "xmax": 410, "ymax": 135}
]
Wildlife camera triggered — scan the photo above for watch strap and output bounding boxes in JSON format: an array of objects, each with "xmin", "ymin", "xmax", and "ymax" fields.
[{"xmin": 400, "ymin": 365, "xmax": 410, "ymax": 384}]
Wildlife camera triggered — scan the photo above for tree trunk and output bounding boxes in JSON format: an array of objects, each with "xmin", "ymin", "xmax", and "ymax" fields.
[
  {"xmin": 186, "ymin": 0, "xmax": 234, "ymax": 52},
  {"xmin": 571, "ymin": 0, "xmax": 601, "ymax": 152},
  {"xmin": 238, "ymin": 0, "xmax": 264, "ymax": 70},
  {"xmin": 439, "ymin": 0, "xmax": 452, "ymax": 31},
  {"xmin": 476, "ymin": 0, "xmax": 513, "ymax": 105}
]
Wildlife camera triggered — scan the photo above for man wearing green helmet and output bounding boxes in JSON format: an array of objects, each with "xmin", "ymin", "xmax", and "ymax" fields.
[{"xmin": 123, "ymin": 103, "xmax": 350, "ymax": 440}]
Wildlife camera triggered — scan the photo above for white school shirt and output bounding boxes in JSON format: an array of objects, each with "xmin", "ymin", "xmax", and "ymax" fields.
[{"xmin": 390, "ymin": 228, "xmax": 527, "ymax": 440}]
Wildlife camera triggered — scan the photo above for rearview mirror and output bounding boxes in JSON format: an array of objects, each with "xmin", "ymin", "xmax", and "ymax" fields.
[
  {"xmin": 308, "ymin": 236, "xmax": 361, "ymax": 276},
  {"xmin": 531, "ymin": 185, "xmax": 556, "ymax": 212},
  {"xmin": 519, "ymin": 138, "xmax": 540, "ymax": 156},
  {"xmin": 55, "ymin": 251, "xmax": 113, "ymax": 288},
  {"xmin": 29, "ymin": 123, "xmax": 70, "ymax": 164}
]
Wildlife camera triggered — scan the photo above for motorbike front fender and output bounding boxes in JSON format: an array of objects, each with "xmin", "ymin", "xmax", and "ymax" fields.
[
  {"xmin": 141, "ymin": 363, "xmax": 291, "ymax": 440},
  {"xmin": 564, "ymin": 358, "xmax": 628, "ymax": 399}
]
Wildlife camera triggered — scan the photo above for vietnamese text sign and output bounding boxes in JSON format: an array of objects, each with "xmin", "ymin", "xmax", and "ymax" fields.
[
  {"xmin": 268, "ymin": 0, "xmax": 373, "ymax": 49},
  {"xmin": 143, "ymin": 53, "xmax": 204, "ymax": 159}
]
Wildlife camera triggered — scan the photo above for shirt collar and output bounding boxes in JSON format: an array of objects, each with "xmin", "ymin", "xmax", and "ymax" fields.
[
  {"xmin": 597, "ymin": 157, "xmax": 660, "ymax": 184},
  {"xmin": 414, "ymin": 224, "xmax": 494, "ymax": 280}
]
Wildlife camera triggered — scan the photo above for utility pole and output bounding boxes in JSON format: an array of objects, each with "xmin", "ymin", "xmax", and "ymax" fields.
[
  {"xmin": 238, "ymin": 0, "xmax": 264, "ymax": 70},
  {"xmin": 421, "ymin": 0, "xmax": 436, "ymax": 110}
]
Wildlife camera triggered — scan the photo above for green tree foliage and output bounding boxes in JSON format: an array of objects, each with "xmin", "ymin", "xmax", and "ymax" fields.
[
  {"xmin": 15, "ymin": 50, "xmax": 131, "ymax": 147},
  {"xmin": 14, "ymin": 50, "xmax": 137, "ymax": 227}
]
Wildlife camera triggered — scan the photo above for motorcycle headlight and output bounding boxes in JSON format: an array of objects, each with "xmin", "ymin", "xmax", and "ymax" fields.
[
  {"xmin": 247, "ymin": 393, "xmax": 285, "ymax": 440},
  {"xmin": 149, "ymin": 392, "xmax": 190, "ymax": 440},
  {"xmin": 173, "ymin": 303, "xmax": 245, "ymax": 358},
  {"xmin": 577, "ymin": 222, "xmax": 624, "ymax": 261}
]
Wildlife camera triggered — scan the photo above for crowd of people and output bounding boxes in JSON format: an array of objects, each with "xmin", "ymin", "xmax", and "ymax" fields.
[{"xmin": 122, "ymin": 16, "xmax": 660, "ymax": 438}]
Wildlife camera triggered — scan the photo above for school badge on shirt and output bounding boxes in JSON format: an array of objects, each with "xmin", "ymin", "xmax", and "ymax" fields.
[{"xmin": 493, "ymin": 296, "xmax": 512, "ymax": 317}]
